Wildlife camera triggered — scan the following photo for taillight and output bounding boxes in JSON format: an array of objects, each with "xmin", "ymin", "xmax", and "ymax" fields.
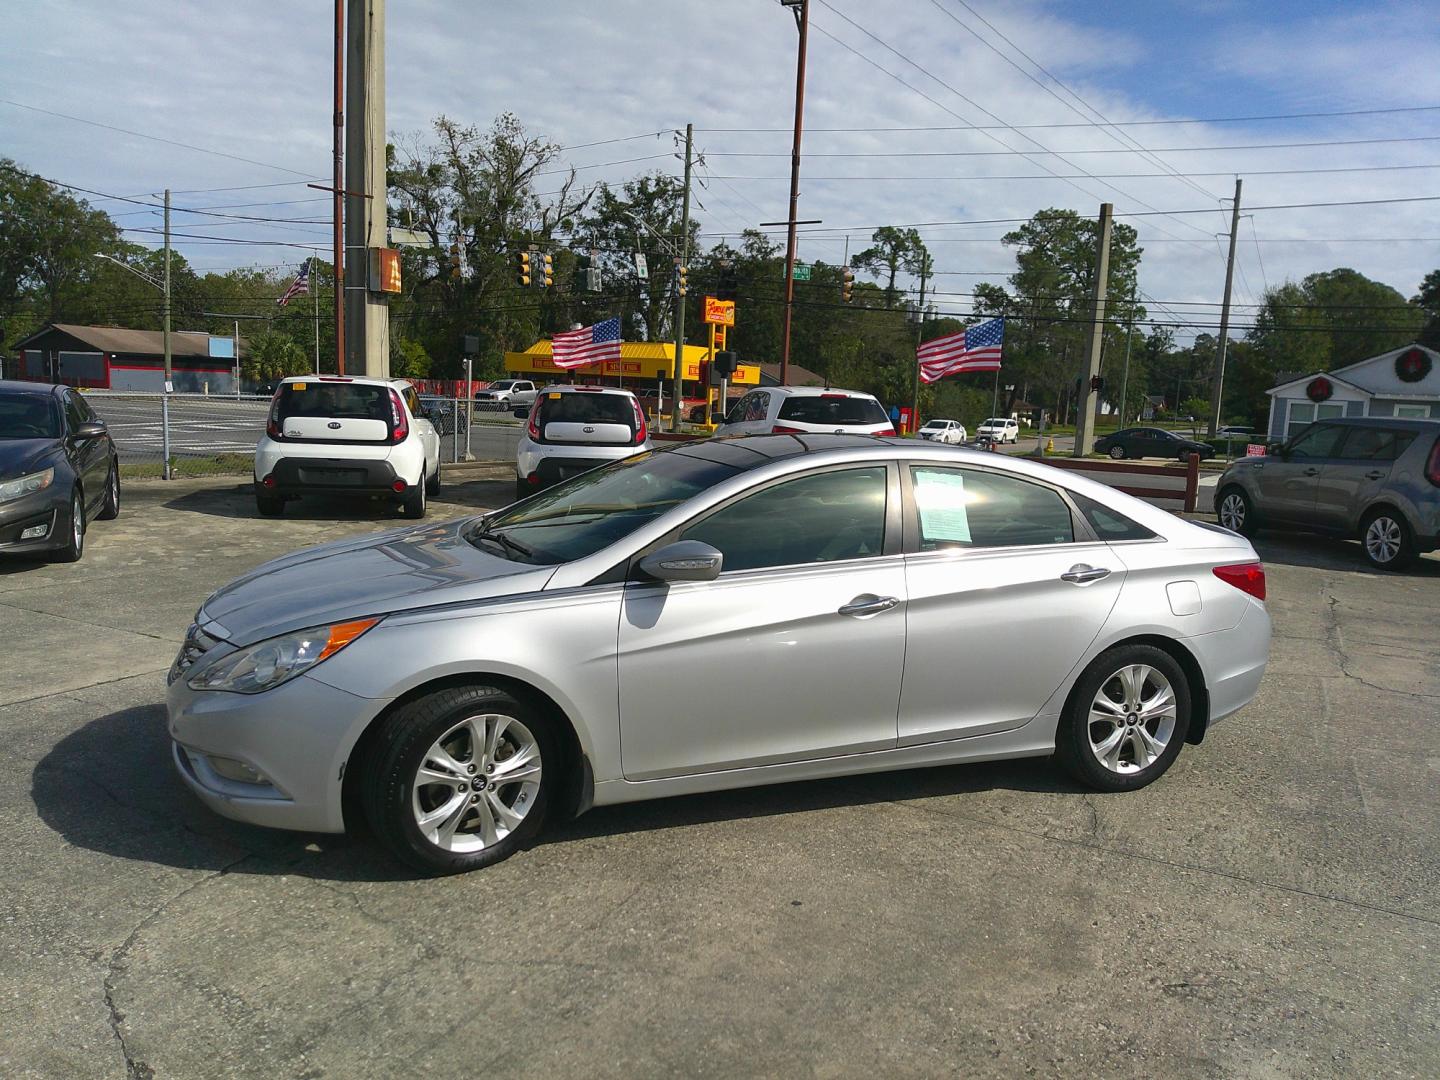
[
  {"xmin": 631, "ymin": 397, "xmax": 647, "ymax": 445},
  {"xmin": 1213, "ymin": 562, "xmax": 1265, "ymax": 601},
  {"xmin": 526, "ymin": 402, "xmax": 541, "ymax": 442},
  {"xmin": 388, "ymin": 388, "xmax": 408, "ymax": 443},
  {"xmin": 771, "ymin": 424, "xmax": 805, "ymax": 434},
  {"xmin": 265, "ymin": 390, "xmax": 283, "ymax": 440},
  {"xmin": 877, "ymin": 426, "xmax": 896, "ymax": 436},
  {"xmin": 1425, "ymin": 438, "xmax": 1440, "ymax": 487}
]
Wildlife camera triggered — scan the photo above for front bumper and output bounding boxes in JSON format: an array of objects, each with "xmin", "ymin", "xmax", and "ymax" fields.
[
  {"xmin": 167, "ymin": 668, "xmax": 389, "ymax": 833},
  {"xmin": 257, "ymin": 456, "xmax": 402, "ymax": 498},
  {"xmin": 0, "ymin": 488, "xmax": 66, "ymax": 554}
]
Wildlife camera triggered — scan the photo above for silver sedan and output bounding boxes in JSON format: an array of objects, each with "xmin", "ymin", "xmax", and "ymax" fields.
[{"xmin": 167, "ymin": 435, "xmax": 1271, "ymax": 874}]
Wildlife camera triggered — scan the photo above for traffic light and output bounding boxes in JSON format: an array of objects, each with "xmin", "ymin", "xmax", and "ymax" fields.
[
  {"xmin": 713, "ymin": 350, "xmax": 738, "ymax": 378},
  {"xmin": 514, "ymin": 250, "xmax": 532, "ymax": 287},
  {"xmin": 449, "ymin": 244, "xmax": 462, "ymax": 280},
  {"xmin": 540, "ymin": 252, "xmax": 554, "ymax": 288},
  {"xmin": 675, "ymin": 261, "xmax": 688, "ymax": 296},
  {"xmin": 842, "ymin": 266, "xmax": 854, "ymax": 303},
  {"xmin": 1090, "ymin": 375, "xmax": 1105, "ymax": 394}
]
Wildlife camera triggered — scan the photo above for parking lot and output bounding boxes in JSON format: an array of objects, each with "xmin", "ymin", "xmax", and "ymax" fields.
[{"xmin": 2, "ymin": 471, "xmax": 1437, "ymax": 1079}]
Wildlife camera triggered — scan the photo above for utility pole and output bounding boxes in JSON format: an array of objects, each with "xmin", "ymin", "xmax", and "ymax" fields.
[
  {"xmin": 670, "ymin": 122, "xmax": 693, "ymax": 433},
  {"xmin": 233, "ymin": 319, "xmax": 240, "ymax": 396},
  {"xmin": 313, "ymin": 249, "xmax": 321, "ymax": 374},
  {"xmin": 1073, "ymin": 202, "xmax": 1113, "ymax": 458},
  {"xmin": 345, "ymin": 0, "xmax": 389, "ymax": 377},
  {"xmin": 162, "ymin": 189, "xmax": 172, "ymax": 480},
  {"xmin": 1117, "ymin": 283, "xmax": 1136, "ymax": 428},
  {"xmin": 779, "ymin": 0, "xmax": 810, "ymax": 383},
  {"xmin": 1209, "ymin": 177, "xmax": 1243, "ymax": 437},
  {"xmin": 910, "ymin": 257, "xmax": 929, "ymax": 434},
  {"xmin": 332, "ymin": 0, "xmax": 345, "ymax": 374}
]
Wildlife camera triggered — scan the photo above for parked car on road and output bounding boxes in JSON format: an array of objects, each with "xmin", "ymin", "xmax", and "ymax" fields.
[
  {"xmin": 0, "ymin": 380, "xmax": 119, "ymax": 562},
  {"xmin": 169, "ymin": 435, "xmax": 1271, "ymax": 874},
  {"xmin": 515, "ymin": 384, "xmax": 649, "ymax": 499},
  {"xmin": 715, "ymin": 386, "xmax": 894, "ymax": 437},
  {"xmin": 255, "ymin": 376, "xmax": 441, "ymax": 519},
  {"xmin": 918, "ymin": 418, "xmax": 967, "ymax": 444},
  {"xmin": 975, "ymin": 417, "xmax": 1020, "ymax": 443},
  {"xmin": 474, "ymin": 379, "xmax": 537, "ymax": 409},
  {"xmin": 1216, "ymin": 416, "xmax": 1440, "ymax": 570},
  {"xmin": 1095, "ymin": 427, "xmax": 1214, "ymax": 461}
]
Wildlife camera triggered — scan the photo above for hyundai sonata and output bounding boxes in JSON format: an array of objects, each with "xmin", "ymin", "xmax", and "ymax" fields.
[{"xmin": 168, "ymin": 435, "xmax": 1270, "ymax": 874}]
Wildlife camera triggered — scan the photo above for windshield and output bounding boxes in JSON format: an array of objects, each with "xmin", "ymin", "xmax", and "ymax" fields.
[
  {"xmin": 489, "ymin": 381, "xmax": 516, "ymax": 390},
  {"xmin": 777, "ymin": 395, "xmax": 888, "ymax": 426},
  {"xmin": 921, "ymin": 421, "xmax": 945, "ymax": 429},
  {"xmin": 471, "ymin": 449, "xmax": 742, "ymax": 565},
  {"xmin": 982, "ymin": 418, "xmax": 1007, "ymax": 427},
  {"xmin": 0, "ymin": 395, "xmax": 60, "ymax": 439}
]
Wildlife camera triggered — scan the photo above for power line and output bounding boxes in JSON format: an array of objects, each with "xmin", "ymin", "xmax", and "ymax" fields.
[
  {"xmin": 706, "ymin": 162, "xmax": 1440, "ymax": 181},
  {"xmin": 703, "ymin": 134, "xmax": 1440, "ymax": 157}
]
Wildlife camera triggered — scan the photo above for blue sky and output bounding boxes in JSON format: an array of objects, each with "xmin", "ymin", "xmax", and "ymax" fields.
[{"xmin": 3, "ymin": 0, "xmax": 1437, "ymax": 339}]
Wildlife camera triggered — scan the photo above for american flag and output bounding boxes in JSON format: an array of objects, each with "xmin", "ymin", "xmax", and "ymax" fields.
[
  {"xmin": 917, "ymin": 317, "xmax": 1004, "ymax": 384},
  {"xmin": 276, "ymin": 258, "xmax": 312, "ymax": 307},
  {"xmin": 551, "ymin": 317, "xmax": 622, "ymax": 370}
]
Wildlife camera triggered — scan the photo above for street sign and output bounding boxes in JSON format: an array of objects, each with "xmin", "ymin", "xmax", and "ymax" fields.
[
  {"xmin": 703, "ymin": 296, "xmax": 736, "ymax": 326},
  {"xmin": 389, "ymin": 227, "xmax": 431, "ymax": 248},
  {"xmin": 791, "ymin": 263, "xmax": 811, "ymax": 281},
  {"xmin": 634, "ymin": 253, "xmax": 648, "ymax": 280}
]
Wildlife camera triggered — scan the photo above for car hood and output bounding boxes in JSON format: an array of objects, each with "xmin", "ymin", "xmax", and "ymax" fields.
[
  {"xmin": 0, "ymin": 438, "xmax": 61, "ymax": 480},
  {"xmin": 198, "ymin": 517, "xmax": 557, "ymax": 646}
]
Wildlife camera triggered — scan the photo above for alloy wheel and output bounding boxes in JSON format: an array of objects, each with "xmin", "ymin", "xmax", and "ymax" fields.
[
  {"xmin": 410, "ymin": 713, "xmax": 542, "ymax": 852},
  {"xmin": 71, "ymin": 494, "xmax": 84, "ymax": 553},
  {"xmin": 1087, "ymin": 664, "xmax": 1177, "ymax": 775},
  {"xmin": 1365, "ymin": 516, "xmax": 1403, "ymax": 565},
  {"xmin": 1219, "ymin": 492, "xmax": 1247, "ymax": 531}
]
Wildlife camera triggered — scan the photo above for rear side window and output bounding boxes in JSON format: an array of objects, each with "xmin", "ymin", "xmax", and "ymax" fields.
[
  {"xmin": 538, "ymin": 392, "xmax": 636, "ymax": 430},
  {"xmin": 911, "ymin": 466, "xmax": 1074, "ymax": 549},
  {"xmin": 777, "ymin": 395, "xmax": 888, "ymax": 426},
  {"xmin": 1069, "ymin": 492, "xmax": 1157, "ymax": 541},
  {"xmin": 1338, "ymin": 426, "xmax": 1413, "ymax": 461},
  {"xmin": 277, "ymin": 382, "xmax": 390, "ymax": 423}
]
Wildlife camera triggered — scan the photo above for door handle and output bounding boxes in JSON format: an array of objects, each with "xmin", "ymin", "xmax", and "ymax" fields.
[
  {"xmin": 1302, "ymin": 467, "xmax": 1319, "ymax": 476},
  {"xmin": 838, "ymin": 594, "xmax": 899, "ymax": 618},
  {"xmin": 1365, "ymin": 471, "xmax": 1385, "ymax": 480},
  {"xmin": 1060, "ymin": 564, "xmax": 1112, "ymax": 584}
]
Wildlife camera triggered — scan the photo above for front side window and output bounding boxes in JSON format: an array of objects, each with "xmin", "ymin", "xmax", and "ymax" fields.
[
  {"xmin": 1287, "ymin": 423, "xmax": 1346, "ymax": 459},
  {"xmin": 681, "ymin": 467, "xmax": 888, "ymax": 572},
  {"xmin": 912, "ymin": 466, "xmax": 1074, "ymax": 550},
  {"xmin": 745, "ymin": 392, "xmax": 771, "ymax": 422},
  {"xmin": 0, "ymin": 395, "xmax": 61, "ymax": 439}
]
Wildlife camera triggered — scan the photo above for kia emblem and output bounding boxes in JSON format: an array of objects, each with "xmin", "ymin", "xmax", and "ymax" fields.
[
  {"xmin": 327, "ymin": 421, "xmax": 342, "ymax": 429},
  {"xmin": 583, "ymin": 425, "xmax": 595, "ymax": 433}
]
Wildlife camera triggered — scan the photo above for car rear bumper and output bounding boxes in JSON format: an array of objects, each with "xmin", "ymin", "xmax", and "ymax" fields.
[
  {"xmin": 1186, "ymin": 598, "xmax": 1271, "ymax": 729},
  {"xmin": 257, "ymin": 456, "xmax": 404, "ymax": 497}
]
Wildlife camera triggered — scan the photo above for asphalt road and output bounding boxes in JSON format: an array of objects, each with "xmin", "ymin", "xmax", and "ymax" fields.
[{"xmin": 2, "ymin": 473, "xmax": 1437, "ymax": 1078}]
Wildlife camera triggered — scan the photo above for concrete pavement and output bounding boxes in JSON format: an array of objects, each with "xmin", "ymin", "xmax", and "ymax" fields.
[{"xmin": 1, "ymin": 473, "xmax": 1437, "ymax": 1078}]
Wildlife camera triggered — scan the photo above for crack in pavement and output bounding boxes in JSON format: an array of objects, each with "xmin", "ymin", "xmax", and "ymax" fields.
[
  {"xmin": 0, "ymin": 597, "xmax": 181, "ymax": 644},
  {"xmin": 1322, "ymin": 587, "xmax": 1440, "ymax": 701},
  {"xmin": 0, "ymin": 670, "xmax": 171, "ymax": 715}
]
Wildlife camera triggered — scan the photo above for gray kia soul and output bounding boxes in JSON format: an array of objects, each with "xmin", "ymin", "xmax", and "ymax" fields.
[{"xmin": 1215, "ymin": 417, "xmax": 1440, "ymax": 570}]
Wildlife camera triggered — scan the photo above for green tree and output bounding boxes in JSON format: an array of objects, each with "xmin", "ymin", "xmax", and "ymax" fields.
[
  {"xmin": 245, "ymin": 329, "xmax": 308, "ymax": 383},
  {"xmin": 1412, "ymin": 269, "xmax": 1440, "ymax": 349},
  {"xmin": 851, "ymin": 226, "xmax": 926, "ymax": 308}
]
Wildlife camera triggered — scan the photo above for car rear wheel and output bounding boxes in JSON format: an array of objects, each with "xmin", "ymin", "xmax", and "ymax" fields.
[
  {"xmin": 52, "ymin": 489, "xmax": 85, "ymax": 563},
  {"xmin": 1360, "ymin": 508, "xmax": 1415, "ymax": 571},
  {"xmin": 1216, "ymin": 487, "xmax": 1257, "ymax": 536},
  {"xmin": 1056, "ymin": 644, "xmax": 1191, "ymax": 792},
  {"xmin": 400, "ymin": 477, "xmax": 426, "ymax": 519},
  {"xmin": 362, "ymin": 684, "xmax": 557, "ymax": 874},
  {"xmin": 425, "ymin": 461, "xmax": 441, "ymax": 495},
  {"xmin": 255, "ymin": 491, "xmax": 284, "ymax": 517},
  {"xmin": 97, "ymin": 459, "xmax": 120, "ymax": 520},
  {"xmin": 1108, "ymin": 445, "xmax": 1126, "ymax": 460}
]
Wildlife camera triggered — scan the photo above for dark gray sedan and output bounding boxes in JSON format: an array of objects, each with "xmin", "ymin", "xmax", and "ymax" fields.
[
  {"xmin": 0, "ymin": 380, "xmax": 119, "ymax": 562},
  {"xmin": 1095, "ymin": 427, "xmax": 1214, "ymax": 461}
]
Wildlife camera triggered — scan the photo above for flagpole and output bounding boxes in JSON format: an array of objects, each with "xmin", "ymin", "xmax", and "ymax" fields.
[{"xmin": 990, "ymin": 367, "xmax": 1000, "ymax": 419}]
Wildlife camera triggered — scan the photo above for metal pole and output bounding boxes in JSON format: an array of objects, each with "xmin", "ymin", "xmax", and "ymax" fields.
[
  {"xmin": 463, "ymin": 353, "xmax": 474, "ymax": 461},
  {"xmin": 779, "ymin": 0, "xmax": 810, "ymax": 384},
  {"xmin": 452, "ymin": 395, "xmax": 459, "ymax": 464},
  {"xmin": 162, "ymin": 189, "xmax": 172, "ymax": 480},
  {"xmin": 1118, "ymin": 285, "xmax": 1136, "ymax": 428},
  {"xmin": 233, "ymin": 319, "xmax": 240, "ymax": 396},
  {"xmin": 313, "ymin": 249, "xmax": 321, "ymax": 374},
  {"xmin": 670, "ymin": 122, "xmax": 693, "ymax": 433},
  {"xmin": 910, "ymin": 259, "xmax": 928, "ymax": 435},
  {"xmin": 990, "ymin": 368, "xmax": 1000, "ymax": 420},
  {"xmin": 332, "ymin": 0, "xmax": 345, "ymax": 374},
  {"xmin": 1073, "ymin": 202, "xmax": 1113, "ymax": 457},
  {"xmin": 1209, "ymin": 177, "xmax": 1243, "ymax": 438}
]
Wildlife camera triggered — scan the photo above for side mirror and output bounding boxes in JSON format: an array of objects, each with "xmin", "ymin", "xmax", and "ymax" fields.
[
  {"xmin": 513, "ymin": 407, "xmax": 528, "ymax": 420},
  {"xmin": 74, "ymin": 420, "xmax": 107, "ymax": 440},
  {"xmin": 638, "ymin": 540, "xmax": 724, "ymax": 582},
  {"xmin": 1266, "ymin": 440, "xmax": 1285, "ymax": 457}
]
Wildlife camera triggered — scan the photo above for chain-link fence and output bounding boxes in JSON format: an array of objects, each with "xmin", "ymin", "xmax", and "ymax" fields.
[{"xmin": 84, "ymin": 391, "xmax": 521, "ymax": 478}]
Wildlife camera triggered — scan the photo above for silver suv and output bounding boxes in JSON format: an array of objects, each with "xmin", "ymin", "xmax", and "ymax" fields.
[{"xmin": 1216, "ymin": 417, "xmax": 1440, "ymax": 569}]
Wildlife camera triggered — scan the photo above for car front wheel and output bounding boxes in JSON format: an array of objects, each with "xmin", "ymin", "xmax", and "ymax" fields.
[
  {"xmin": 1360, "ymin": 509, "xmax": 1415, "ymax": 571},
  {"xmin": 1056, "ymin": 645, "xmax": 1191, "ymax": 792},
  {"xmin": 362, "ymin": 684, "xmax": 557, "ymax": 874}
]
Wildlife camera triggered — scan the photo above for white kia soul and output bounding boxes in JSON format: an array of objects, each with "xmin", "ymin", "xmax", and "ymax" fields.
[
  {"xmin": 515, "ymin": 385, "xmax": 650, "ymax": 499},
  {"xmin": 254, "ymin": 376, "xmax": 441, "ymax": 519},
  {"xmin": 715, "ymin": 386, "xmax": 895, "ymax": 436}
]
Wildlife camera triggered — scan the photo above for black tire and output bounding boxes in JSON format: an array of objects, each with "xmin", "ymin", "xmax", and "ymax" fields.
[
  {"xmin": 51, "ymin": 489, "xmax": 85, "ymax": 563},
  {"xmin": 1359, "ymin": 508, "xmax": 1415, "ymax": 571},
  {"xmin": 361, "ymin": 684, "xmax": 559, "ymax": 875},
  {"xmin": 426, "ymin": 461, "xmax": 441, "ymax": 496},
  {"xmin": 515, "ymin": 478, "xmax": 530, "ymax": 502},
  {"xmin": 1216, "ymin": 485, "xmax": 1257, "ymax": 536},
  {"xmin": 97, "ymin": 459, "xmax": 120, "ymax": 520},
  {"xmin": 1108, "ymin": 445, "xmax": 1126, "ymax": 460},
  {"xmin": 1055, "ymin": 644, "xmax": 1192, "ymax": 793},
  {"xmin": 400, "ymin": 476, "xmax": 426, "ymax": 519},
  {"xmin": 256, "ymin": 491, "xmax": 284, "ymax": 517}
]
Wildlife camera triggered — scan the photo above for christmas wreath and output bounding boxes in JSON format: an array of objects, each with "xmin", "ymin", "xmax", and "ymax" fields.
[
  {"xmin": 1395, "ymin": 347, "xmax": 1431, "ymax": 384},
  {"xmin": 1306, "ymin": 376, "xmax": 1333, "ymax": 403}
]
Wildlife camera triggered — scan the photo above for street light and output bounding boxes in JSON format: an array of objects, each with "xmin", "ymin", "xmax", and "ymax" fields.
[{"xmin": 94, "ymin": 252, "xmax": 163, "ymax": 291}]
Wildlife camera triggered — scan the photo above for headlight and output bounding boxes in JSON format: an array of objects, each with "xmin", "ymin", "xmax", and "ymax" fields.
[
  {"xmin": 0, "ymin": 467, "xmax": 55, "ymax": 504},
  {"xmin": 187, "ymin": 618, "xmax": 379, "ymax": 694}
]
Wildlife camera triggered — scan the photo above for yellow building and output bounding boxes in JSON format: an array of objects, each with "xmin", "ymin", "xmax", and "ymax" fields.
[{"xmin": 503, "ymin": 339, "xmax": 758, "ymax": 391}]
